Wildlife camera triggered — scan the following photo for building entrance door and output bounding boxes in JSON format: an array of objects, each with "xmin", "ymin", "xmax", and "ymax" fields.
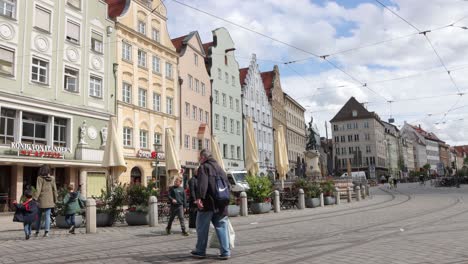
[
  {"xmin": 0, "ymin": 166, "xmax": 11, "ymax": 212},
  {"xmin": 23, "ymin": 166, "xmax": 39, "ymax": 190}
]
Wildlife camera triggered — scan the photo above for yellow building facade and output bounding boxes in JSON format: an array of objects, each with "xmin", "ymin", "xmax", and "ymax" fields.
[{"xmin": 112, "ymin": 0, "xmax": 179, "ymax": 190}]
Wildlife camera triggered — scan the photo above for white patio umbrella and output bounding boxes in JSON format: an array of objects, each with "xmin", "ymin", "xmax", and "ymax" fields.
[
  {"xmin": 275, "ymin": 125, "xmax": 289, "ymax": 189},
  {"xmin": 211, "ymin": 135, "xmax": 225, "ymax": 171},
  {"xmin": 245, "ymin": 117, "xmax": 259, "ymax": 176},
  {"xmin": 165, "ymin": 128, "xmax": 181, "ymax": 186},
  {"xmin": 102, "ymin": 116, "xmax": 127, "ymax": 187}
]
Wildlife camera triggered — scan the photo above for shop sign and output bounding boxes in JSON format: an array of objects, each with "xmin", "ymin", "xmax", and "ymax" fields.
[
  {"xmin": 10, "ymin": 142, "xmax": 70, "ymax": 159},
  {"xmin": 231, "ymin": 162, "xmax": 239, "ymax": 167},
  {"xmin": 185, "ymin": 161, "xmax": 199, "ymax": 167},
  {"xmin": 137, "ymin": 150, "xmax": 165, "ymax": 160}
]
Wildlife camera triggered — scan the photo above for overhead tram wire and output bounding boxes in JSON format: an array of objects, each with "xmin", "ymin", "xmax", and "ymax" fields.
[{"xmin": 171, "ymin": 0, "xmax": 390, "ymax": 102}]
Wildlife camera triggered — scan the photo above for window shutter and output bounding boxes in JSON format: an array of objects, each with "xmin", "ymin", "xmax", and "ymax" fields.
[
  {"xmin": 67, "ymin": 0, "xmax": 81, "ymax": 9},
  {"xmin": 35, "ymin": 6, "xmax": 50, "ymax": 32},
  {"xmin": 91, "ymin": 31, "xmax": 103, "ymax": 42},
  {"xmin": 67, "ymin": 20, "xmax": 80, "ymax": 42},
  {"xmin": 0, "ymin": 48, "xmax": 14, "ymax": 63}
]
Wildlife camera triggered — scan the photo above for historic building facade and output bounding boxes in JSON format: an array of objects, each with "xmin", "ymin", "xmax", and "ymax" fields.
[
  {"xmin": 331, "ymin": 97, "xmax": 387, "ymax": 178},
  {"xmin": 284, "ymin": 93, "xmax": 306, "ymax": 176},
  {"xmin": 109, "ymin": 0, "xmax": 178, "ymax": 190},
  {"xmin": 172, "ymin": 31, "xmax": 211, "ymax": 178},
  {"xmin": 0, "ymin": 0, "xmax": 116, "ymax": 208},
  {"xmin": 383, "ymin": 121, "xmax": 400, "ymax": 178},
  {"xmin": 240, "ymin": 54, "xmax": 274, "ymax": 176}
]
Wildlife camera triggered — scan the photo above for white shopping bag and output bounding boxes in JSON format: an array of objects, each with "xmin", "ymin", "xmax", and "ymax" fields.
[{"xmin": 209, "ymin": 219, "xmax": 235, "ymax": 249}]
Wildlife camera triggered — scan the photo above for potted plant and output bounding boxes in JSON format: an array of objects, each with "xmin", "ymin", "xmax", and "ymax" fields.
[
  {"xmin": 321, "ymin": 179, "xmax": 336, "ymax": 205},
  {"xmin": 125, "ymin": 184, "xmax": 152, "ymax": 226},
  {"xmin": 94, "ymin": 183, "xmax": 126, "ymax": 227},
  {"xmin": 305, "ymin": 181, "xmax": 321, "ymax": 208},
  {"xmin": 246, "ymin": 175, "xmax": 272, "ymax": 214},
  {"xmin": 227, "ymin": 194, "xmax": 240, "ymax": 217},
  {"xmin": 55, "ymin": 187, "xmax": 84, "ymax": 228}
]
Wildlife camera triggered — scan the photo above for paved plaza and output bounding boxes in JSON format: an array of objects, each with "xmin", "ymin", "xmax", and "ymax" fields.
[{"xmin": 1, "ymin": 183, "xmax": 468, "ymax": 264}]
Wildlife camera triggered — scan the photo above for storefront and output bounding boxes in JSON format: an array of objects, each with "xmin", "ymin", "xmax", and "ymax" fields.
[{"xmin": 121, "ymin": 150, "xmax": 167, "ymax": 190}]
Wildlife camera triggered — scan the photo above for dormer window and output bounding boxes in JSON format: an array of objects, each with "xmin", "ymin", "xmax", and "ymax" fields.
[{"xmin": 352, "ymin": 110, "xmax": 357, "ymax": 117}]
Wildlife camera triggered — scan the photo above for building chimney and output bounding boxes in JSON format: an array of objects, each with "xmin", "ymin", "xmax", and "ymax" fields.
[{"xmin": 418, "ymin": 124, "xmax": 421, "ymax": 129}]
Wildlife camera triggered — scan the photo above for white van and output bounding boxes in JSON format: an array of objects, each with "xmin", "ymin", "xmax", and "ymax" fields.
[{"xmin": 226, "ymin": 171, "xmax": 249, "ymax": 193}]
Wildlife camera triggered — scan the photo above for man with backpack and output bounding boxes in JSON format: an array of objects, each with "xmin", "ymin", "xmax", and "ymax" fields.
[{"xmin": 191, "ymin": 149, "xmax": 231, "ymax": 260}]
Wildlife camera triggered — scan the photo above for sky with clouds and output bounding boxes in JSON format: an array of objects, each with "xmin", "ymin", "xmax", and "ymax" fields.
[{"xmin": 165, "ymin": 0, "xmax": 468, "ymax": 146}]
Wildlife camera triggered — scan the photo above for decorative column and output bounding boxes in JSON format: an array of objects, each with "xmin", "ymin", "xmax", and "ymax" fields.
[{"xmin": 79, "ymin": 170, "xmax": 87, "ymax": 198}]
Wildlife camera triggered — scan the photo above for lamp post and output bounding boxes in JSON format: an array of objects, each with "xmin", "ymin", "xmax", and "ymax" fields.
[{"xmin": 153, "ymin": 143, "xmax": 162, "ymax": 186}]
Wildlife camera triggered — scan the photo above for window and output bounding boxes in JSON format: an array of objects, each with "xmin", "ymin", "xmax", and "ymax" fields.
[
  {"xmin": 188, "ymin": 75, "xmax": 193, "ymax": 89},
  {"xmin": 236, "ymin": 99, "xmax": 239, "ymax": 112},
  {"xmin": 223, "ymin": 144, "xmax": 228, "ymax": 158},
  {"xmin": 0, "ymin": 47, "xmax": 14, "ymax": 76},
  {"xmin": 89, "ymin": 76, "xmax": 102, "ymax": 98},
  {"xmin": 139, "ymin": 130, "xmax": 148, "ymax": 149},
  {"xmin": 230, "ymin": 119, "xmax": 234, "ymax": 133},
  {"xmin": 335, "ymin": 136, "xmax": 339, "ymax": 143},
  {"xmin": 199, "ymin": 109, "xmax": 203, "ymax": 122},
  {"xmin": 153, "ymin": 93, "xmax": 161, "ymax": 111},
  {"xmin": 366, "ymin": 145, "xmax": 371, "ymax": 153},
  {"xmin": 348, "ymin": 135, "xmax": 353, "ymax": 142},
  {"xmin": 222, "ymin": 116, "xmax": 227, "ymax": 131},
  {"xmin": 53, "ymin": 118, "xmax": 67, "ymax": 147},
  {"xmin": 365, "ymin": 133, "xmax": 370, "ymax": 140},
  {"xmin": 225, "ymin": 72, "xmax": 229, "ymax": 84},
  {"xmin": 222, "ymin": 93, "xmax": 226, "ymax": 107},
  {"xmin": 35, "ymin": 6, "xmax": 51, "ymax": 32},
  {"xmin": 122, "ymin": 42, "xmax": 132, "ymax": 61},
  {"xmin": 31, "ymin": 57, "xmax": 48, "ymax": 84},
  {"xmin": 336, "ymin": 148, "xmax": 340, "ymax": 155},
  {"xmin": 165, "ymin": 62, "xmax": 172, "ymax": 79},
  {"xmin": 0, "ymin": 108, "xmax": 15, "ymax": 144},
  {"xmin": 237, "ymin": 146, "xmax": 241, "ymax": 159},
  {"xmin": 205, "ymin": 111, "xmax": 209, "ymax": 125},
  {"xmin": 215, "ymin": 114, "xmax": 219, "ymax": 130},
  {"xmin": 138, "ymin": 88, "xmax": 147, "ymax": 108},
  {"xmin": 154, "ymin": 133, "xmax": 162, "ymax": 145},
  {"xmin": 192, "ymin": 137, "xmax": 197, "ymax": 150},
  {"xmin": 21, "ymin": 112, "xmax": 47, "ymax": 145},
  {"xmin": 137, "ymin": 21, "xmax": 146, "ymax": 34},
  {"xmin": 333, "ymin": 125, "xmax": 338, "ymax": 131},
  {"xmin": 236, "ymin": 121, "xmax": 240, "ymax": 135},
  {"xmin": 151, "ymin": 28, "xmax": 160, "ymax": 42},
  {"xmin": 66, "ymin": 20, "xmax": 80, "ymax": 44},
  {"xmin": 194, "ymin": 54, "xmax": 198, "ymax": 66},
  {"xmin": 64, "ymin": 67, "xmax": 79, "ymax": 93},
  {"xmin": 341, "ymin": 136, "xmax": 345, "ymax": 142},
  {"xmin": 231, "ymin": 145, "xmax": 235, "ymax": 159},
  {"xmin": 354, "ymin": 134, "xmax": 360, "ymax": 141},
  {"xmin": 122, "ymin": 82, "xmax": 131, "ymax": 103},
  {"xmin": 166, "ymin": 97, "xmax": 173, "ymax": 115},
  {"xmin": 364, "ymin": 121, "xmax": 369, "ymax": 128},
  {"xmin": 0, "ymin": 0, "xmax": 16, "ymax": 18},
  {"xmin": 137, "ymin": 49, "xmax": 147, "ymax": 68},
  {"xmin": 185, "ymin": 103, "xmax": 190, "ymax": 117},
  {"xmin": 217, "ymin": 68, "xmax": 222, "ymax": 80},
  {"xmin": 152, "ymin": 56, "xmax": 160, "ymax": 73},
  {"xmin": 184, "ymin": 135, "xmax": 189, "ymax": 149},
  {"xmin": 205, "ymin": 139, "xmax": 210, "ymax": 150},
  {"xmin": 91, "ymin": 31, "xmax": 103, "ymax": 53},
  {"xmin": 67, "ymin": 0, "xmax": 80, "ymax": 9},
  {"xmin": 198, "ymin": 139, "xmax": 203, "ymax": 151},
  {"xmin": 195, "ymin": 79, "xmax": 199, "ymax": 93},
  {"xmin": 123, "ymin": 127, "xmax": 132, "ymax": 147},
  {"xmin": 201, "ymin": 82, "xmax": 206, "ymax": 96},
  {"xmin": 229, "ymin": 96, "xmax": 233, "ymax": 109},
  {"xmin": 231, "ymin": 76, "xmax": 235, "ymax": 87},
  {"xmin": 214, "ymin": 90, "xmax": 219, "ymax": 104},
  {"xmin": 347, "ymin": 123, "xmax": 352, "ymax": 130},
  {"xmin": 192, "ymin": 106, "xmax": 197, "ymax": 120}
]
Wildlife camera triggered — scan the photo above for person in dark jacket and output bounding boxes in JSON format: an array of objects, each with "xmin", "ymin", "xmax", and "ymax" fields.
[
  {"xmin": 13, "ymin": 190, "xmax": 38, "ymax": 240},
  {"xmin": 33, "ymin": 164, "xmax": 57, "ymax": 237},
  {"xmin": 188, "ymin": 173, "xmax": 198, "ymax": 232},
  {"xmin": 166, "ymin": 176, "xmax": 189, "ymax": 236},
  {"xmin": 191, "ymin": 149, "xmax": 230, "ymax": 260},
  {"xmin": 63, "ymin": 184, "xmax": 85, "ymax": 234}
]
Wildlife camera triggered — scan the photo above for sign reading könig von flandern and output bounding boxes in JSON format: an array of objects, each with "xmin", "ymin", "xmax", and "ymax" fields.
[{"xmin": 10, "ymin": 142, "xmax": 72, "ymax": 159}]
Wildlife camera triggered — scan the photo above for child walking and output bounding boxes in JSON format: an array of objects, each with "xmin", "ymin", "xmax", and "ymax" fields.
[
  {"xmin": 13, "ymin": 190, "xmax": 38, "ymax": 240},
  {"xmin": 63, "ymin": 184, "xmax": 84, "ymax": 234},
  {"xmin": 166, "ymin": 176, "xmax": 189, "ymax": 236}
]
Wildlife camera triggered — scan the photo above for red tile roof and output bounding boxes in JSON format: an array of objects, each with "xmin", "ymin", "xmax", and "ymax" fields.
[
  {"xmin": 105, "ymin": 0, "xmax": 128, "ymax": 18},
  {"xmin": 409, "ymin": 124, "xmax": 443, "ymax": 142},
  {"xmin": 261, "ymin": 71, "xmax": 274, "ymax": 97},
  {"xmin": 171, "ymin": 35, "xmax": 187, "ymax": 54},
  {"xmin": 454, "ymin": 145, "xmax": 468, "ymax": 156},
  {"xmin": 202, "ymin": 42, "xmax": 213, "ymax": 55},
  {"xmin": 239, "ymin": 68, "xmax": 248, "ymax": 86}
]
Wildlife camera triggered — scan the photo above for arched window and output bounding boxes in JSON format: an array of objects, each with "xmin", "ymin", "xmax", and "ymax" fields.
[{"xmin": 131, "ymin": 167, "xmax": 142, "ymax": 184}]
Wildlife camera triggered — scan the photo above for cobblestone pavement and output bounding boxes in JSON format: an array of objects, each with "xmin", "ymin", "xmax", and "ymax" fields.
[{"xmin": 1, "ymin": 183, "xmax": 468, "ymax": 264}]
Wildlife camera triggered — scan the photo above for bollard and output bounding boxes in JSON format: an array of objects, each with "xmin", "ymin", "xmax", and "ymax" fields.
[
  {"xmin": 273, "ymin": 190, "xmax": 280, "ymax": 213},
  {"xmin": 148, "ymin": 196, "xmax": 158, "ymax": 227},
  {"xmin": 240, "ymin": 192, "xmax": 248, "ymax": 216},
  {"xmin": 86, "ymin": 198, "xmax": 96, "ymax": 234},
  {"xmin": 335, "ymin": 188, "xmax": 341, "ymax": 205},
  {"xmin": 347, "ymin": 187, "xmax": 352, "ymax": 203},
  {"xmin": 298, "ymin": 189, "xmax": 305, "ymax": 210},
  {"xmin": 362, "ymin": 185, "xmax": 366, "ymax": 199},
  {"xmin": 367, "ymin": 184, "xmax": 370, "ymax": 197},
  {"xmin": 356, "ymin": 186, "xmax": 361, "ymax": 201},
  {"xmin": 319, "ymin": 193, "xmax": 324, "ymax": 207}
]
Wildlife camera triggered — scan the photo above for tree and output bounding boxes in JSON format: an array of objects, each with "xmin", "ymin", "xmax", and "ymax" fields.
[
  {"xmin": 422, "ymin": 163, "xmax": 431, "ymax": 171},
  {"xmin": 464, "ymin": 157, "xmax": 468, "ymax": 166}
]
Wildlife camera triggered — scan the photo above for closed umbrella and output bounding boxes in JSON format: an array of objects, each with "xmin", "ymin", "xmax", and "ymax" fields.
[
  {"xmin": 347, "ymin": 158, "xmax": 352, "ymax": 178},
  {"xmin": 211, "ymin": 135, "xmax": 225, "ymax": 171},
  {"xmin": 275, "ymin": 125, "xmax": 289, "ymax": 189},
  {"xmin": 165, "ymin": 128, "xmax": 181, "ymax": 186},
  {"xmin": 102, "ymin": 116, "xmax": 127, "ymax": 187},
  {"xmin": 245, "ymin": 117, "xmax": 259, "ymax": 176}
]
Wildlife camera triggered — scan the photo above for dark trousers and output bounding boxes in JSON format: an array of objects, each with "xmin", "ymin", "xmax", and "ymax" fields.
[
  {"xmin": 188, "ymin": 204, "xmax": 198, "ymax": 229},
  {"xmin": 65, "ymin": 214, "xmax": 75, "ymax": 227},
  {"xmin": 166, "ymin": 205, "xmax": 186, "ymax": 232}
]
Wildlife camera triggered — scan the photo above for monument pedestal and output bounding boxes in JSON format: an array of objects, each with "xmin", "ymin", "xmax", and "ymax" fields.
[{"xmin": 305, "ymin": 150, "xmax": 321, "ymax": 178}]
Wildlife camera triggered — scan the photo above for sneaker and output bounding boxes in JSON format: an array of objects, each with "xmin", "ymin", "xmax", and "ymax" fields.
[
  {"xmin": 43, "ymin": 232, "xmax": 49, "ymax": 237},
  {"xmin": 25, "ymin": 234, "xmax": 30, "ymax": 240},
  {"xmin": 190, "ymin": 251, "xmax": 206, "ymax": 259},
  {"xmin": 182, "ymin": 231, "xmax": 189, "ymax": 237},
  {"xmin": 69, "ymin": 226, "xmax": 75, "ymax": 234},
  {"xmin": 34, "ymin": 232, "xmax": 39, "ymax": 237},
  {"xmin": 165, "ymin": 227, "xmax": 171, "ymax": 235},
  {"xmin": 218, "ymin": 255, "xmax": 230, "ymax": 260}
]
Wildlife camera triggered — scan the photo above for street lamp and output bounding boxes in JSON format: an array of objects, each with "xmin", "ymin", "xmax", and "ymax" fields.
[{"xmin": 153, "ymin": 143, "xmax": 162, "ymax": 186}]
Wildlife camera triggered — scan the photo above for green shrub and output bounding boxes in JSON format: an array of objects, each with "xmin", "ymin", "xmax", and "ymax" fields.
[
  {"xmin": 306, "ymin": 181, "xmax": 321, "ymax": 199},
  {"xmin": 321, "ymin": 179, "xmax": 335, "ymax": 197},
  {"xmin": 246, "ymin": 175, "xmax": 273, "ymax": 203}
]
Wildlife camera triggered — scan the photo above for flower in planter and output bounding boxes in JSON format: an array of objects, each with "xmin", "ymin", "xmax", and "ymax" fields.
[{"xmin": 245, "ymin": 175, "xmax": 273, "ymax": 203}]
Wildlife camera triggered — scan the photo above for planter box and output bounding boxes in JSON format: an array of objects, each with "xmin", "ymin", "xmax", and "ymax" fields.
[
  {"xmin": 250, "ymin": 202, "xmax": 271, "ymax": 214},
  {"xmin": 324, "ymin": 196, "xmax": 336, "ymax": 205},
  {"xmin": 227, "ymin": 205, "xmax": 240, "ymax": 217},
  {"xmin": 56, "ymin": 215, "xmax": 84, "ymax": 228},
  {"xmin": 125, "ymin": 211, "xmax": 148, "ymax": 226},
  {"xmin": 305, "ymin": 198, "xmax": 321, "ymax": 208},
  {"xmin": 96, "ymin": 213, "xmax": 114, "ymax": 227}
]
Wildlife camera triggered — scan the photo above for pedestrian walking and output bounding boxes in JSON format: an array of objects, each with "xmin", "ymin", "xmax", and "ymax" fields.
[
  {"xmin": 393, "ymin": 178, "xmax": 398, "ymax": 189},
  {"xmin": 13, "ymin": 190, "xmax": 38, "ymax": 240},
  {"xmin": 188, "ymin": 173, "xmax": 198, "ymax": 233},
  {"xmin": 63, "ymin": 184, "xmax": 85, "ymax": 234},
  {"xmin": 165, "ymin": 176, "xmax": 189, "ymax": 236},
  {"xmin": 191, "ymin": 149, "xmax": 231, "ymax": 260},
  {"xmin": 33, "ymin": 164, "xmax": 58, "ymax": 237}
]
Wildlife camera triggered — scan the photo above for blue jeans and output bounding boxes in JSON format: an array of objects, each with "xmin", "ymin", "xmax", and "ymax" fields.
[
  {"xmin": 195, "ymin": 211, "xmax": 230, "ymax": 257},
  {"xmin": 23, "ymin": 223, "xmax": 32, "ymax": 236},
  {"xmin": 65, "ymin": 214, "xmax": 75, "ymax": 227},
  {"xmin": 36, "ymin": 208, "xmax": 51, "ymax": 232}
]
